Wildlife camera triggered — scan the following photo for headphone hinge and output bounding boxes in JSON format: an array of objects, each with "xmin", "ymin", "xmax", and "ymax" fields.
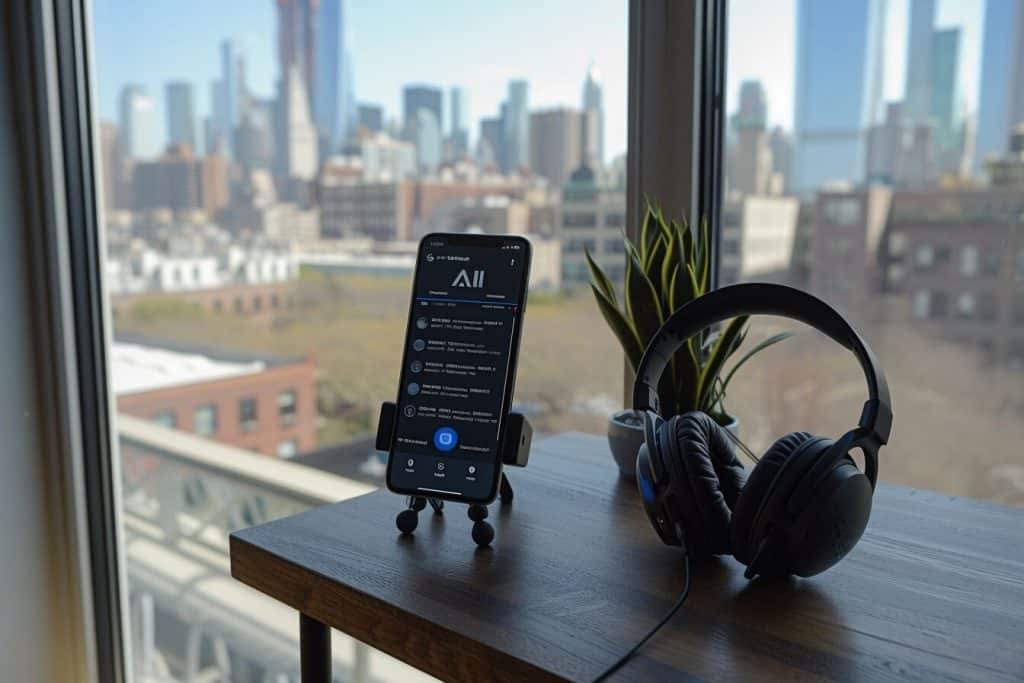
[{"xmin": 858, "ymin": 398, "xmax": 892, "ymax": 445}]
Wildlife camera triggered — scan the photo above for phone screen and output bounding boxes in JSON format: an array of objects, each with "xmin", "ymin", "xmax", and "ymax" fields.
[{"xmin": 386, "ymin": 233, "xmax": 531, "ymax": 503}]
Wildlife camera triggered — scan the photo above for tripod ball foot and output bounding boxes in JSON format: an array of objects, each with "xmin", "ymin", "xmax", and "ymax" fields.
[
  {"xmin": 396, "ymin": 509, "xmax": 419, "ymax": 535},
  {"xmin": 468, "ymin": 504, "xmax": 489, "ymax": 522},
  {"xmin": 471, "ymin": 520, "xmax": 494, "ymax": 546}
]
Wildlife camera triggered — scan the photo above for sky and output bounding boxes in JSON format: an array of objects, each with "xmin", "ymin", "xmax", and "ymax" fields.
[{"xmin": 91, "ymin": 0, "xmax": 985, "ymax": 159}]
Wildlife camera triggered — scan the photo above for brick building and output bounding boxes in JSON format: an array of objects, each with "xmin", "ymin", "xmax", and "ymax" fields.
[
  {"xmin": 882, "ymin": 188, "xmax": 1024, "ymax": 365},
  {"xmin": 111, "ymin": 280, "xmax": 299, "ymax": 321},
  {"xmin": 112, "ymin": 337, "xmax": 317, "ymax": 457}
]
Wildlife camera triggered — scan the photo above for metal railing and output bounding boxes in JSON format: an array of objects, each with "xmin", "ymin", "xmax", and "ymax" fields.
[{"xmin": 117, "ymin": 415, "xmax": 433, "ymax": 683}]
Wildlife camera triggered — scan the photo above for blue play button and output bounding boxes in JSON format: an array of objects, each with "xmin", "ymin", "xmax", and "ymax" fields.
[{"xmin": 433, "ymin": 426, "xmax": 458, "ymax": 452}]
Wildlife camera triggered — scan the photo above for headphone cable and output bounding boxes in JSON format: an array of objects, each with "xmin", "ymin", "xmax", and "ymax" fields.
[{"xmin": 592, "ymin": 553, "xmax": 692, "ymax": 682}]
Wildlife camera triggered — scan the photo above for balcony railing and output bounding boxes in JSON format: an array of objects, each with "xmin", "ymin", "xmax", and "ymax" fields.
[{"xmin": 118, "ymin": 414, "xmax": 435, "ymax": 683}]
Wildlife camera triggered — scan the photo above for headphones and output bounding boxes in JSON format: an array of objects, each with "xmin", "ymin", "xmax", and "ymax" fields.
[{"xmin": 634, "ymin": 283, "xmax": 892, "ymax": 579}]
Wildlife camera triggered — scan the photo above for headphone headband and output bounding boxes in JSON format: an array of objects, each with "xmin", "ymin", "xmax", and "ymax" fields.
[{"xmin": 631, "ymin": 283, "xmax": 892, "ymax": 445}]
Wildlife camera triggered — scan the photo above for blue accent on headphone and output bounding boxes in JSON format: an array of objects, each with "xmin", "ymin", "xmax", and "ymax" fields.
[{"xmin": 639, "ymin": 470, "xmax": 656, "ymax": 504}]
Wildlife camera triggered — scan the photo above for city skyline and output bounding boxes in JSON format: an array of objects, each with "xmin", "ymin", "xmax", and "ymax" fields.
[
  {"xmin": 93, "ymin": 0, "xmax": 986, "ymax": 165},
  {"xmin": 93, "ymin": 0, "xmax": 629, "ymax": 161}
]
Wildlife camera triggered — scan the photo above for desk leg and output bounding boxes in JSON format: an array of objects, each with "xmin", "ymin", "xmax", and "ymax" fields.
[{"xmin": 300, "ymin": 613, "xmax": 331, "ymax": 683}]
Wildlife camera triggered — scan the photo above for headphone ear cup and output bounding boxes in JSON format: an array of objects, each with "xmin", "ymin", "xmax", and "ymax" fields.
[
  {"xmin": 731, "ymin": 432, "xmax": 814, "ymax": 567},
  {"xmin": 787, "ymin": 456, "xmax": 873, "ymax": 577}
]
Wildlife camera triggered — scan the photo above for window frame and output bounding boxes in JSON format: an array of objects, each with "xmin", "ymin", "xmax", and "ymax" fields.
[
  {"xmin": 625, "ymin": 0, "xmax": 727, "ymax": 400},
  {"xmin": 9, "ymin": 0, "xmax": 128, "ymax": 680}
]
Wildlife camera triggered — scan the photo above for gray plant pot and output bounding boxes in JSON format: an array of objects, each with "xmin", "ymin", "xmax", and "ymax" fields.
[{"xmin": 607, "ymin": 409, "xmax": 739, "ymax": 481}]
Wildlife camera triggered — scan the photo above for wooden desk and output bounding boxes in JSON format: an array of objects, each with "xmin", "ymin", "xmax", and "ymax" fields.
[{"xmin": 230, "ymin": 433, "xmax": 1024, "ymax": 682}]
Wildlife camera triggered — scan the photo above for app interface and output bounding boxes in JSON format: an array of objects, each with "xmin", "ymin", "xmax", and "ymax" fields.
[{"xmin": 389, "ymin": 236, "xmax": 527, "ymax": 499}]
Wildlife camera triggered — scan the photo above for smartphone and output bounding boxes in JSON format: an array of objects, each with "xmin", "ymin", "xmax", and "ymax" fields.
[{"xmin": 386, "ymin": 233, "xmax": 531, "ymax": 504}]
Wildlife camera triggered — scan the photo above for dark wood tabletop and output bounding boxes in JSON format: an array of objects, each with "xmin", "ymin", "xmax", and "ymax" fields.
[{"xmin": 230, "ymin": 432, "xmax": 1024, "ymax": 682}]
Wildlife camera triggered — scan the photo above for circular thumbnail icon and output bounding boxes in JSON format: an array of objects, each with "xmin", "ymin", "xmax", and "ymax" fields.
[
  {"xmin": 433, "ymin": 426, "xmax": 458, "ymax": 452},
  {"xmin": 403, "ymin": 405, "xmax": 416, "ymax": 417},
  {"xmin": 406, "ymin": 382, "xmax": 420, "ymax": 396},
  {"xmin": 410, "ymin": 360, "xmax": 423, "ymax": 373},
  {"xmin": 416, "ymin": 317, "xmax": 429, "ymax": 330},
  {"xmin": 412, "ymin": 338, "xmax": 426, "ymax": 351}
]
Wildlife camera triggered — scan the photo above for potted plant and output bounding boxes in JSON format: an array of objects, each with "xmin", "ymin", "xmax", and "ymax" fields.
[{"xmin": 587, "ymin": 202, "xmax": 791, "ymax": 479}]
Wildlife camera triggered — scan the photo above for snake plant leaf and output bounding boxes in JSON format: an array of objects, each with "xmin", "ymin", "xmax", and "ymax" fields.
[
  {"xmin": 697, "ymin": 215, "xmax": 711, "ymax": 294},
  {"xmin": 661, "ymin": 258, "xmax": 678, "ymax": 312},
  {"xmin": 589, "ymin": 284, "xmax": 644, "ymax": 371},
  {"xmin": 584, "ymin": 247, "xmax": 618, "ymax": 306},
  {"xmin": 718, "ymin": 331, "xmax": 795, "ymax": 396},
  {"xmin": 677, "ymin": 218, "xmax": 694, "ymax": 268},
  {"xmin": 625, "ymin": 248, "xmax": 665, "ymax": 346},
  {"xmin": 638, "ymin": 205, "xmax": 657, "ymax": 267},
  {"xmin": 645, "ymin": 233, "xmax": 669, "ymax": 288},
  {"xmin": 696, "ymin": 316, "xmax": 749, "ymax": 410}
]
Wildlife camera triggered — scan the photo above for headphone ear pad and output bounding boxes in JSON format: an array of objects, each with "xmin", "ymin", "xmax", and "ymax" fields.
[
  {"xmin": 731, "ymin": 431, "xmax": 814, "ymax": 566},
  {"xmin": 664, "ymin": 412, "xmax": 747, "ymax": 557}
]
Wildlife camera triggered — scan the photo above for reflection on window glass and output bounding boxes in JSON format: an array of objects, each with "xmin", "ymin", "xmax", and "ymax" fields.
[
  {"xmin": 725, "ymin": 0, "xmax": 1024, "ymax": 510},
  {"xmin": 93, "ymin": 1, "xmax": 626, "ymax": 679}
]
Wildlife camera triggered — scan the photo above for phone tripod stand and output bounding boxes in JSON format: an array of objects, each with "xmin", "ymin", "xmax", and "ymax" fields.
[{"xmin": 377, "ymin": 402, "xmax": 532, "ymax": 547}]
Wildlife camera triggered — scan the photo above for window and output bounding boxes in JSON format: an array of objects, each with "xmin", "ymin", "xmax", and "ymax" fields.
[
  {"xmin": 604, "ymin": 212, "xmax": 625, "ymax": 228},
  {"xmin": 956, "ymin": 292, "xmax": 977, "ymax": 320},
  {"xmin": 278, "ymin": 390, "xmax": 297, "ymax": 424},
  {"xmin": 277, "ymin": 439, "xmax": 298, "ymax": 458},
  {"xmin": 194, "ymin": 405, "xmax": 217, "ymax": 436},
  {"xmin": 960, "ymin": 245, "xmax": 979, "ymax": 277},
  {"xmin": 153, "ymin": 411, "xmax": 176, "ymax": 428},
  {"xmin": 92, "ymin": 0, "xmax": 629, "ymax": 671},
  {"xmin": 563, "ymin": 212, "xmax": 597, "ymax": 228},
  {"xmin": 914, "ymin": 244, "xmax": 935, "ymax": 269},
  {"xmin": 823, "ymin": 197, "xmax": 861, "ymax": 226},
  {"xmin": 239, "ymin": 397, "xmax": 258, "ymax": 430},
  {"xmin": 723, "ymin": 0, "xmax": 1023, "ymax": 515}
]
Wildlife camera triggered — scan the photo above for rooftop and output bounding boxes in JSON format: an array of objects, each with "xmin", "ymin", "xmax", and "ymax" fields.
[{"xmin": 111, "ymin": 341, "xmax": 266, "ymax": 395}]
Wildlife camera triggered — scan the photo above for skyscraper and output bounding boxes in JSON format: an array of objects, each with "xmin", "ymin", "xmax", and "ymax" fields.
[
  {"xmin": 413, "ymin": 109, "xmax": 442, "ymax": 173},
  {"xmin": 220, "ymin": 39, "xmax": 241, "ymax": 157},
  {"xmin": 276, "ymin": 65, "xmax": 319, "ymax": 181},
  {"xmin": 791, "ymin": 0, "xmax": 886, "ymax": 192},
  {"xmin": 581, "ymin": 63, "xmax": 604, "ymax": 167},
  {"xmin": 478, "ymin": 116, "xmax": 504, "ymax": 169},
  {"xmin": 119, "ymin": 85, "xmax": 158, "ymax": 159},
  {"xmin": 449, "ymin": 87, "xmax": 469, "ymax": 160},
  {"xmin": 503, "ymin": 80, "xmax": 529, "ymax": 171},
  {"xmin": 529, "ymin": 108, "xmax": 582, "ymax": 189},
  {"xmin": 315, "ymin": 0, "xmax": 355, "ymax": 156},
  {"xmin": 731, "ymin": 81, "xmax": 772, "ymax": 195},
  {"xmin": 402, "ymin": 85, "xmax": 443, "ymax": 136},
  {"xmin": 277, "ymin": 0, "xmax": 317, "ymax": 109},
  {"xmin": 928, "ymin": 27, "xmax": 964, "ymax": 174},
  {"xmin": 165, "ymin": 82, "xmax": 197, "ymax": 153},
  {"xmin": 975, "ymin": 0, "xmax": 1024, "ymax": 171},
  {"xmin": 357, "ymin": 104, "xmax": 383, "ymax": 132},
  {"xmin": 904, "ymin": 0, "xmax": 936, "ymax": 126}
]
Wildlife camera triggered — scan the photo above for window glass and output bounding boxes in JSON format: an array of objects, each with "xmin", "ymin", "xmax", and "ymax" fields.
[
  {"xmin": 960, "ymin": 245, "xmax": 979, "ymax": 276},
  {"xmin": 194, "ymin": 404, "xmax": 217, "ymax": 436},
  {"xmin": 277, "ymin": 439, "xmax": 298, "ymax": 458},
  {"xmin": 239, "ymin": 396, "xmax": 258, "ymax": 428},
  {"xmin": 277, "ymin": 390, "xmax": 297, "ymax": 423},
  {"xmin": 152, "ymin": 411, "xmax": 176, "ymax": 428},
  {"xmin": 93, "ymin": 2, "xmax": 627, "ymax": 677},
  {"xmin": 725, "ymin": 0, "xmax": 1023, "ymax": 510}
]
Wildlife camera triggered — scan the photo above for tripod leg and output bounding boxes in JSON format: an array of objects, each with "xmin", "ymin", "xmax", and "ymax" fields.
[
  {"xmin": 428, "ymin": 497, "xmax": 444, "ymax": 514},
  {"xmin": 499, "ymin": 473, "xmax": 514, "ymax": 504}
]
